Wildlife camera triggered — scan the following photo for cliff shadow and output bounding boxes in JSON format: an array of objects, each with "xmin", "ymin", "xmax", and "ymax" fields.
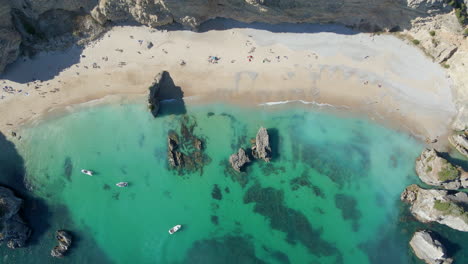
[
  {"xmin": 157, "ymin": 71, "xmax": 187, "ymax": 117},
  {"xmin": 0, "ymin": 45, "xmax": 84, "ymax": 84},
  {"xmin": 198, "ymin": 18, "xmax": 359, "ymax": 35},
  {"xmin": 438, "ymin": 151, "xmax": 468, "ymax": 171},
  {"xmin": 0, "ymin": 132, "xmax": 51, "ymax": 246}
]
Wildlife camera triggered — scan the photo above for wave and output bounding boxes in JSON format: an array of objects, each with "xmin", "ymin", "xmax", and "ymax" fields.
[{"xmin": 258, "ymin": 100, "xmax": 348, "ymax": 108}]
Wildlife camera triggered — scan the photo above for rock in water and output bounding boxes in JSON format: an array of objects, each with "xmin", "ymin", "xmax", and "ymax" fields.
[
  {"xmin": 251, "ymin": 127, "xmax": 271, "ymax": 162},
  {"xmin": 147, "ymin": 71, "xmax": 166, "ymax": 117},
  {"xmin": 410, "ymin": 230, "xmax": 453, "ymax": 264},
  {"xmin": 51, "ymin": 230, "xmax": 72, "ymax": 258},
  {"xmin": 0, "ymin": 186, "xmax": 31, "ymax": 249},
  {"xmin": 167, "ymin": 132, "xmax": 184, "ymax": 168},
  {"xmin": 448, "ymin": 132, "xmax": 468, "ymax": 158},
  {"xmin": 401, "ymin": 184, "xmax": 468, "ymax": 231},
  {"xmin": 415, "ymin": 149, "xmax": 468, "ymax": 190},
  {"xmin": 229, "ymin": 148, "xmax": 251, "ymax": 172}
]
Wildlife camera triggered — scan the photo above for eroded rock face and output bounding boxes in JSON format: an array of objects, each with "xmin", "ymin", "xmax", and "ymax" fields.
[
  {"xmin": 148, "ymin": 71, "xmax": 165, "ymax": 117},
  {"xmin": 401, "ymin": 184, "xmax": 468, "ymax": 232},
  {"xmin": 229, "ymin": 148, "xmax": 250, "ymax": 172},
  {"xmin": 0, "ymin": 186, "xmax": 31, "ymax": 249},
  {"xmin": 410, "ymin": 230, "xmax": 453, "ymax": 264},
  {"xmin": 449, "ymin": 132, "xmax": 468, "ymax": 158},
  {"xmin": 251, "ymin": 127, "xmax": 271, "ymax": 162},
  {"xmin": 51, "ymin": 230, "xmax": 72, "ymax": 258},
  {"xmin": 415, "ymin": 149, "xmax": 468, "ymax": 190}
]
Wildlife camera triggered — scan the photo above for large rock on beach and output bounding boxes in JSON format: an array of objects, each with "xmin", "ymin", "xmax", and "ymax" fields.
[
  {"xmin": 0, "ymin": 186, "xmax": 31, "ymax": 249},
  {"xmin": 148, "ymin": 71, "xmax": 166, "ymax": 117},
  {"xmin": 251, "ymin": 127, "xmax": 271, "ymax": 162},
  {"xmin": 51, "ymin": 230, "xmax": 72, "ymax": 258},
  {"xmin": 409, "ymin": 230, "xmax": 453, "ymax": 264},
  {"xmin": 448, "ymin": 132, "xmax": 468, "ymax": 158},
  {"xmin": 401, "ymin": 184, "xmax": 468, "ymax": 232},
  {"xmin": 229, "ymin": 148, "xmax": 251, "ymax": 172},
  {"xmin": 415, "ymin": 149, "xmax": 468, "ymax": 190}
]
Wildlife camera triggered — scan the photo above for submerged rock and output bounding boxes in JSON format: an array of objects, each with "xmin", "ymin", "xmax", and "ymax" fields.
[
  {"xmin": 410, "ymin": 230, "xmax": 453, "ymax": 264},
  {"xmin": 401, "ymin": 184, "xmax": 468, "ymax": 231},
  {"xmin": 448, "ymin": 132, "xmax": 468, "ymax": 158},
  {"xmin": 0, "ymin": 186, "xmax": 31, "ymax": 249},
  {"xmin": 51, "ymin": 230, "xmax": 72, "ymax": 258},
  {"xmin": 415, "ymin": 149, "xmax": 468, "ymax": 190},
  {"xmin": 147, "ymin": 71, "xmax": 165, "ymax": 117},
  {"xmin": 167, "ymin": 132, "xmax": 184, "ymax": 168},
  {"xmin": 251, "ymin": 127, "xmax": 271, "ymax": 162},
  {"xmin": 229, "ymin": 148, "xmax": 251, "ymax": 172}
]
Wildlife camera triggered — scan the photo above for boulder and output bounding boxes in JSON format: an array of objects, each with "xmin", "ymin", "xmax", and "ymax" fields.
[
  {"xmin": 0, "ymin": 186, "xmax": 31, "ymax": 249},
  {"xmin": 410, "ymin": 230, "xmax": 453, "ymax": 264},
  {"xmin": 401, "ymin": 184, "xmax": 468, "ymax": 231},
  {"xmin": 229, "ymin": 148, "xmax": 251, "ymax": 172},
  {"xmin": 51, "ymin": 230, "xmax": 72, "ymax": 258},
  {"xmin": 251, "ymin": 127, "xmax": 271, "ymax": 162},
  {"xmin": 415, "ymin": 149, "xmax": 468, "ymax": 190},
  {"xmin": 448, "ymin": 132, "xmax": 468, "ymax": 158},
  {"xmin": 148, "ymin": 71, "xmax": 166, "ymax": 117}
]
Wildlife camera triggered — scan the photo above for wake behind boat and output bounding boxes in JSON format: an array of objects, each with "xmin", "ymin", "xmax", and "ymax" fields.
[
  {"xmin": 81, "ymin": 169, "xmax": 93, "ymax": 176},
  {"xmin": 168, "ymin": 225, "xmax": 181, "ymax": 235},
  {"xmin": 116, "ymin": 182, "xmax": 128, "ymax": 187}
]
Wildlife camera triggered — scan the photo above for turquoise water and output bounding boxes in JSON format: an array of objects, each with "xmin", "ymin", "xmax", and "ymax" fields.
[{"xmin": 2, "ymin": 101, "xmax": 468, "ymax": 263}]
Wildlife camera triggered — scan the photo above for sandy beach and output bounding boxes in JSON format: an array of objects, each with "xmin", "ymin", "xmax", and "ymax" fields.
[{"xmin": 0, "ymin": 22, "xmax": 457, "ymax": 144}]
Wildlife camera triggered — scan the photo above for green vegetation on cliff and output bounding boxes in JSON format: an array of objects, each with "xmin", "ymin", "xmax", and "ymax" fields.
[{"xmin": 437, "ymin": 160, "xmax": 459, "ymax": 181}]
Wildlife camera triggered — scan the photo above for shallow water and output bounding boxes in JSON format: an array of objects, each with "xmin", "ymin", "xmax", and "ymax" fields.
[{"xmin": 2, "ymin": 101, "xmax": 467, "ymax": 263}]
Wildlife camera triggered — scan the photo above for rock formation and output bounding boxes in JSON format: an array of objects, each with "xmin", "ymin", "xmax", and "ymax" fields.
[
  {"xmin": 251, "ymin": 127, "xmax": 271, "ymax": 162},
  {"xmin": 0, "ymin": 186, "xmax": 31, "ymax": 249},
  {"xmin": 449, "ymin": 131, "xmax": 468, "ymax": 158},
  {"xmin": 401, "ymin": 184, "xmax": 468, "ymax": 232},
  {"xmin": 166, "ymin": 116, "xmax": 210, "ymax": 173},
  {"xmin": 229, "ymin": 148, "xmax": 251, "ymax": 172},
  {"xmin": 50, "ymin": 230, "xmax": 72, "ymax": 258},
  {"xmin": 410, "ymin": 230, "xmax": 453, "ymax": 264},
  {"xmin": 148, "ymin": 71, "xmax": 166, "ymax": 118},
  {"xmin": 415, "ymin": 149, "xmax": 468, "ymax": 190}
]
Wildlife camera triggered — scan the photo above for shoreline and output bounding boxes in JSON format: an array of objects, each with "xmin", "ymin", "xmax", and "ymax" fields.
[{"xmin": 0, "ymin": 24, "xmax": 457, "ymax": 149}]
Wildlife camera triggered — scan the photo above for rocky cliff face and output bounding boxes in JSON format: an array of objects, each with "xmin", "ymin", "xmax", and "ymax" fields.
[
  {"xmin": 410, "ymin": 230, "xmax": 453, "ymax": 264},
  {"xmin": 401, "ymin": 184, "xmax": 468, "ymax": 232},
  {"xmin": 0, "ymin": 186, "xmax": 31, "ymax": 249},
  {"xmin": 415, "ymin": 148, "xmax": 468, "ymax": 189},
  {"xmin": 0, "ymin": 0, "xmax": 460, "ymax": 73}
]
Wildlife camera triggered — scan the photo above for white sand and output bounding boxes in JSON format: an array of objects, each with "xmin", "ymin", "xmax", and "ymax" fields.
[{"xmin": 0, "ymin": 24, "xmax": 457, "ymax": 144}]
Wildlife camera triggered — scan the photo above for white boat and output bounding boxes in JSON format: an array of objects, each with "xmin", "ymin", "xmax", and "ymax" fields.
[
  {"xmin": 168, "ymin": 225, "xmax": 181, "ymax": 235},
  {"xmin": 116, "ymin": 182, "xmax": 128, "ymax": 187},
  {"xmin": 81, "ymin": 169, "xmax": 93, "ymax": 176}
]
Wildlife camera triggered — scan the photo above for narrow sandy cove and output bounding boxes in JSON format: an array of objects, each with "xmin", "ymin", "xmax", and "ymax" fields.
[{"xmin": 0, "ymin": 23, "xmax": 457, "ymax": 144}]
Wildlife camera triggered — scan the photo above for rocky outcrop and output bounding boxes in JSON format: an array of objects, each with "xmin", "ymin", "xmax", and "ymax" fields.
[
  {"xmin": 0, "ymin": 186, "xmax": 31, "ymax": 249},
  {"xmin": 415, "ymin": 149, "xmax": 468, "ymax": 190},
  {"xmin": 148, "ymin": 71, "xmax": 165, "ymax": 118},
  {"xmin": 167, "ymin": 116, "xmax": 210, "ymax": 174},
  {"xmin": 229, "ymin": 148, "xmax": 250, "ymax": 172},
  {"xmin": 410, "ymin": 230, "xmax": 453, "ymax": 264},
  {"xmin": 251, "ymin": 127, "xmax": 271, "ymax": 162},
  {"xmin": 449, "ymin": 131, "xmax": 468, "ymax": 158},
  {"xmin": 401, "ymin": 184, "xmax": 468, "ymax": 232},
  {"xmin": 51, "ymin": 230, "xmax": 72, "ymax": 258}
]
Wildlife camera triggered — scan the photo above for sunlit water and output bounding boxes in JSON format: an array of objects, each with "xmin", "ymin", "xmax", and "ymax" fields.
[{"xmin": 2, "ymin": 101, "xmax": 467, "ymax": 264}]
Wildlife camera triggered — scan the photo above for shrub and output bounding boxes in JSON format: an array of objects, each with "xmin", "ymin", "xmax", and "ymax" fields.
[
  {"xmin": 429, "ymin": 30, "xmax": 436, "ymax": 36},
  {"xmin": 434, "ymin": 200, "xmax": 451, "ymax": 211},
  {"xmin": 437, "ymin": 162, "xmax": 459, "ymax": 181},
  {"xmin": 442, "ymin": 63, "xmax": 450, "ymax": 68},
  {"xmin": 426, "ymin": 166, "xmax": 433, "ymax": 172},
  {"xmin": 464, "ymin": 28, "xmax": 468, "ymax": 36},
  {"xmin": 412, "ymin": 39, "xmax": 420, "ymax": 45}
]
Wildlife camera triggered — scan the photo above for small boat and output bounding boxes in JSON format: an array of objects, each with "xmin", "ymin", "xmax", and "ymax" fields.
[
  {"xmin": 116, "ymin": 182, "xmax": 128, "ymax": 187},
  {"xmin": 81, "ymin": 169, "xmax": 93, "ymax": 176},
  {"xmin": 168, "ymin": 225, "xmax": 181, "ymax": 235}
]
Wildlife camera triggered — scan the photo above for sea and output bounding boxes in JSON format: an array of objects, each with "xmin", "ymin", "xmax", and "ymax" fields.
[{"xmin": 1, "ymin": 100, "xmax": 467, "ymax": 264}]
